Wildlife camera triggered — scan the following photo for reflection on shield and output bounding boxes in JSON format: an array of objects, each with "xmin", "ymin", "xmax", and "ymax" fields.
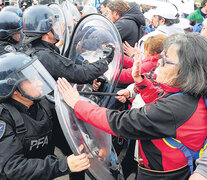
[
  {"xmin": 49, "ymin": 3, "xmax": 67, "ymax": 55},
  {"xmin": 66, "ymin": 14, "xmax": 123, "ymax": 107},
  {"xmin": 55, "ymin": 87, "xmax": 124, "ymax": 180}
]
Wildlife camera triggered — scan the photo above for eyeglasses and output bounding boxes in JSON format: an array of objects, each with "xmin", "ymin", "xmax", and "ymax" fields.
[{"xmin": 160, "ymin": 51, "xmax": 178, "ymax": 67}]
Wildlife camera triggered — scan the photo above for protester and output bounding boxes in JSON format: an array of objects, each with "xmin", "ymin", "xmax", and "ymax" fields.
[
  {"xmin": 0, "ymin": 11, "xmax": 23, "ymax": 55},
  {"xmin": 106, "ymin": 0, "xmax": 145, "ymax": 47},
  {"xmin": 22, "ymin": 5, "xmax": 114, "ymax": 83},
  {"xmin": 139, "ymin": 3, "xmax": 183, "ymax": 55},
  {"xmin": 100, "ymin": 0, "xmax": 110, "ymax": 15},
  {"xmin": 187, "ymin": 0, "xmax": 207, "ymax": 23},
  {"xmin": 118, "ymin": 34, "xmax": 167, "ymax": 85},
  {"xmin": 0, "ymin": 52, "xmax": 90, "ymax": 180},
  {"xmin": 57, "ymin": 33, "xmax": 207, "ymax": 180}
]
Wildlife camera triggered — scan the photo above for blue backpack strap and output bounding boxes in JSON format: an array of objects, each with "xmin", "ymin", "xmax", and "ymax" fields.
[
  {"xmin": 164, "ymin": 137, "xmax": 195, "ymax": 174},
  {"xmin": 164, "ymin": 93, "xmax": 207, "ymax": 174},
  {"xmin": 204, "ymin": 96, "xmax": 207, "ymax": 109},
  {"xmin": 193, "ymin": 138, "xmax": 207, "ymax": 160}
]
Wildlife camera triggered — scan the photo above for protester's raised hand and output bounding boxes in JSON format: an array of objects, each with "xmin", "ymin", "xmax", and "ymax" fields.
[
  {"xmin": 132, "ymin": 51, "xmax": 143, "ymax": 83},
  {"xmin": 67, "ymin": 144, "xmax": 90, "ymax": 172},
  {"xmin": 57, "ymin": 77, "xmax": 80, "ymax": 109},
  {"xmin": 123, "ymin": 41, "xmax": 138, "ymax": 57},
  {"xmin": 115, "ymin": 89, "xmax": 130, "ymax": 103}
]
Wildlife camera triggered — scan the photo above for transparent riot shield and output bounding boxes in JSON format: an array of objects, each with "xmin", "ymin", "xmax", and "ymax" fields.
[
  {"xmin": 60, "ymin": 0, "xmax": 76, "ymax": 55},
  {"xmin": 48, "ymin": 3, "xmax": 67, "ymax": 55},
  {"xmin": 65, "ymin": 14, "xmax": 123, "ymax": 107},
  {"xmin": 54, "ymin": 87, "xmax": 124, "ymax": 180}
]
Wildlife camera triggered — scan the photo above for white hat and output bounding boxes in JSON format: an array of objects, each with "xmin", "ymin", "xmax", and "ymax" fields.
[
  {"xmin": 151, "ymin": 3, "xmax": 178, "ymax": 20},
  {"xmin": 178, "ymin": 18, "xmax": 192, "ymax": 30}
]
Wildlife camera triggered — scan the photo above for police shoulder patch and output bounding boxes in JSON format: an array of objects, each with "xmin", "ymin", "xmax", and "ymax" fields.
[
  {"xmin": 4, "ymin": 45, "xmax": 16, "ymax": 53},
  {"xmin": 0, "ymin": 120, "xmax": 6, "ymax": 139},
  {"xmin": 46, "ymin": 95, "xmax": 55, "ymax": 103}
]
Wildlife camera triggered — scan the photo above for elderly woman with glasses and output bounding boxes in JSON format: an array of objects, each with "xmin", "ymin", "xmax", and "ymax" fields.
[{"xmin": 57, "ymin": 33, "xmax": 207, "ymax": 180}]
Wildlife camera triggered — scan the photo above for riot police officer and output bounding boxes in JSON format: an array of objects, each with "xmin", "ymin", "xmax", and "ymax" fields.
[
  {"xmin": 0, "ymin": 52, "xmax": 90, "ymax": 180},
  {"xmin": 22, "ymin": 5, "xmax": 114, "ymax": 83},
  {"xmin": 0, "ymin": 11, "xmax": 23, "ymax": 55}
]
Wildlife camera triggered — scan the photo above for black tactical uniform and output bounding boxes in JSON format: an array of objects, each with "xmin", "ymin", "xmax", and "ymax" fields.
[
  {"xmin": 0, "ymin": 98, "xmax": 71, "ymax": 180},
  {"xmin": 27, "ymin": 39, "xmax": 109, "ymax": 83},
  {"xmin": 0, "ymin": 52, "xmax": 86, "ymax": 180}
]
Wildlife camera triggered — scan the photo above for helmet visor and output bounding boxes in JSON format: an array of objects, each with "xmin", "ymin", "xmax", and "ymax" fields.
[{"xmin": 18, "ymin": 59, "xmax": 56, "ymax": 99}]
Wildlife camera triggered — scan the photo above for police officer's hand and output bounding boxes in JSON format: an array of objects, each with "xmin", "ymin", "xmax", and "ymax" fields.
[
  {"xmin": 102, "ymin": 44, "xmax": 115, "ymax": 64},
  {"xmin": 67, "ymin": 145, "xmax": 90, "ymax": 172}
]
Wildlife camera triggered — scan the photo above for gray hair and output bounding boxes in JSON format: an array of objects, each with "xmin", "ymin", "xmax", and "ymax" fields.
[{"xmin": 163, "ymin": 33, "xmax": 207, "ymax": 96}]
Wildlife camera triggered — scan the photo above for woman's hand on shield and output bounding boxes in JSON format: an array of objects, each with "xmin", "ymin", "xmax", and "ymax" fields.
[{"xmin": 57, "ymin": 77, "xmax": 80, "ymax": 109}]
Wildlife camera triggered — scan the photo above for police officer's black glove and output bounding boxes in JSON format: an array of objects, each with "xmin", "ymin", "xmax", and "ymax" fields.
[{"xmin": 102, "ymin": 44, "xmax": 115, "ymax": 64}]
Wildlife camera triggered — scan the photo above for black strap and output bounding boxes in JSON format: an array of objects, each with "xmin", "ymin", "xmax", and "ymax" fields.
[{"xmin": 1, "ymin": 103, "xmax": 27, "ymax": 134}]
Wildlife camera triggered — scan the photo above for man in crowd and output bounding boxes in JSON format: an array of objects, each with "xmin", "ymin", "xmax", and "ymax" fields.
[
  {"xmin": 106, "ymin": 0, "xmax": 145, "ymax": 47},
  {"xmin": 137, "ymin": 3, "xmax": 184, "ymax": 55}
]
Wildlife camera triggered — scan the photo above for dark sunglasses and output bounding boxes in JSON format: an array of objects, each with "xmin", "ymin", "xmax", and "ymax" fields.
[{"xmin": 160, "ymin": 51, "xmax": 178, "ymax": 67}]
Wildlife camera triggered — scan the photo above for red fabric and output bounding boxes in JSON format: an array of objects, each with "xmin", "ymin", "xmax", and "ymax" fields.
[
  {"xmin": 74, "ymin": 100, "xmax": 116, "ymax": 136},
  {"xmin": 122, "ymin": 54, "xmax": 134, "ymax": 68},
  {"xmin": 134, "ymin": 77, "xmax": 180, "ymax": 104},
  {"xmin": 176, "ymin": 97, "xmax": 207, "ymax": 151},
  {"xmin": 151, "ymin": 97, "xmax": 207, "ymax": 171},
  {"xmin": 118, "ymin": 54, "xmax": 159, "ymax": 84}
]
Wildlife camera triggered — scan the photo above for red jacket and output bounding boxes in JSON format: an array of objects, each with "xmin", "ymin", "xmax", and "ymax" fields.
[
  {"xmin": 118, "ymin": 54, "xmax": 159, "ymax": 84},
  {"xmin": 74, "ymin": 79, "xmax": 207, "ymax": 175}
]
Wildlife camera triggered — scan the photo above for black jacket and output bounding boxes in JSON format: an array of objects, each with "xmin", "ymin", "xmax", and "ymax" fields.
[
  {"xmin": 115, "ymin": 2, "xmax": 145, "ymax": 46},
  {"xmin": 0, "ymin": 98, "xmax": 72, "ymax": 180},
  {"xmin": 29, "ymin": 40, "xmax": 109, "ymax": 83}
]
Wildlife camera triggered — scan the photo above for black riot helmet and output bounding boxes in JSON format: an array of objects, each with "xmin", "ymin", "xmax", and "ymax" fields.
[
  {"xmin": 23, "ymin": 5, "xmax": 56, "ymax": 38},
  {"xmin": 0, "ymin": 52, "xmax": 56, "ymax": 102},
  {"xmin": 2, "ymin": 6, "xmax": 23, "ymax": 17},
  {"xmin": 0, "ymin": 11, "xmax": 22, "ymax": 43}
]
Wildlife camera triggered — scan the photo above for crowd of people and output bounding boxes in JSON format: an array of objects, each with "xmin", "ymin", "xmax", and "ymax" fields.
[{"xmin": 0, "ymin": 0, "xmax": 207, "ymax": 180}]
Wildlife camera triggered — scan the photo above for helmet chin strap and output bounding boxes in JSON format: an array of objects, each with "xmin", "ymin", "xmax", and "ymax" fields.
[
  {"xmin": 50, "ymin": 28, "xmax": 59, "ymax": 43},
  {"xmin": 17, "ymin": 85, "xmax": 40, "ymax": 101}
]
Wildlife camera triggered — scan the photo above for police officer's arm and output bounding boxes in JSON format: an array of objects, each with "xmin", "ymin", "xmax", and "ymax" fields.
[
  {"xmin": 0, "ymin": 114, "xmax": 89, "ymax": 179},
  {"xmin": 36, "ymin": 45, "xmax": 114, "ymax": 84}
]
